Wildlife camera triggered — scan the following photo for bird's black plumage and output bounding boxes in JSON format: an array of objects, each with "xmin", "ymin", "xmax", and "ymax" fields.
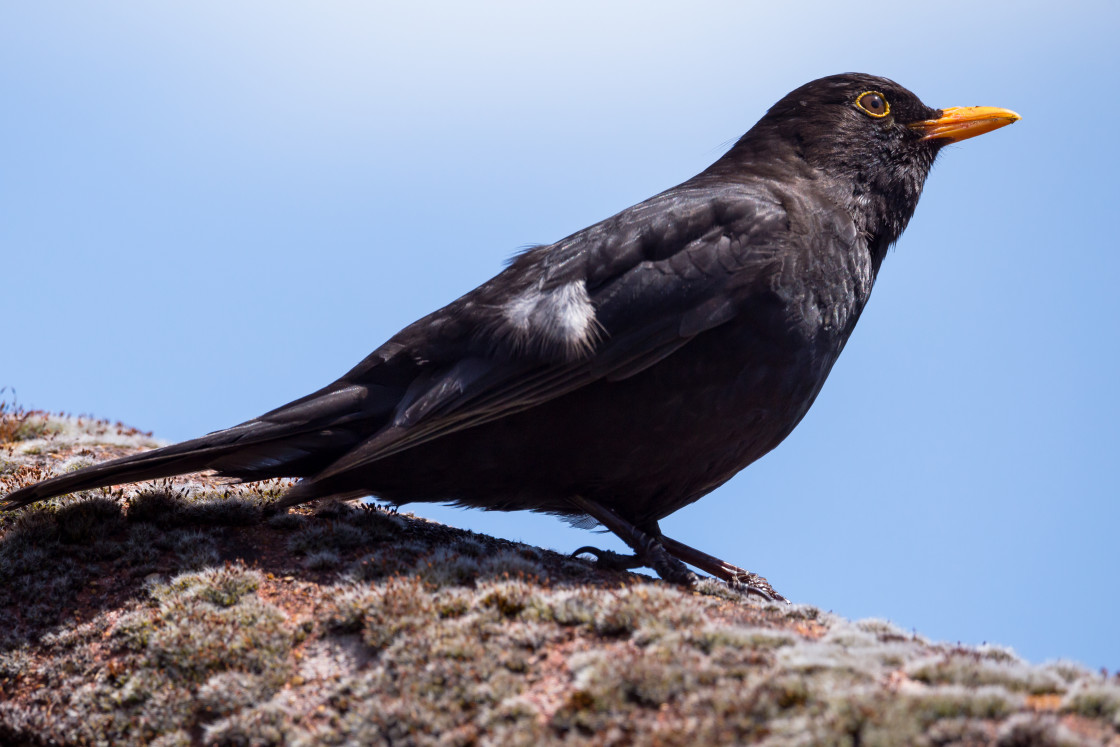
[{"xmin": 2, "ymin": 74, "xmax": 1019, "ymax": 597}]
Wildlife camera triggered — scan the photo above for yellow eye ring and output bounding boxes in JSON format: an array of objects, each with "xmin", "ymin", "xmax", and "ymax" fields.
[{"xmin": 856, "ymin": 91, "xmax": 890, "ymax": 118}]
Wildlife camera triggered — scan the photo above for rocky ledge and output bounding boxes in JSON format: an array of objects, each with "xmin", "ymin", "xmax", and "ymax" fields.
[{"xmin": 1, "ymin": 410, "xmax": 1118, "ymax": 746}]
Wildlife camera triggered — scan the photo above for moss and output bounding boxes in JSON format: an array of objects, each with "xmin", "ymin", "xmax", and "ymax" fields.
[
  {"xmin": 109, "ymin": 568, "xmax": 296, "ymax": 694},
  {"xmin": 435, "ymin": 588, "xmax": 473, "ymax": 619},
  {"xmin": 147, "ymin": 594, "xmax": 289, "ymax": 678},
  {"xmin": 996, "ymin": 713, "xmax": 1086, "ymax": 747},
  {"xmin": 901, "ymin": 685, "xmax": 1021, "ymax": 722},
  {"xmin": 478, "ymin": 547, "xmax": 549, "ymax": 581},
  {"xmin": 202, "ymin": 702, "xmax": 292, "ymax": 746},
  {"xmin": 1044, "ymin": 660, "xmax": 1093, "ymax": 685},
  {"xmin": 113, "ymin": 608, "xmax": 159, "ymax": 650},
  {"xmin": 1062, "ymin": 681, "xmax": 1120, "ymax": 727},
  {"xmin": 320, "ymin": 584, "xmax": 377, "ymax": 633},
  {"xmin": 130, "ymin": 487, "xmax": 266, "ymax": 528},
  {"xmin": 1, "ymin": 412, "xmax": 59, "ymax": 442},
  {"xmin": 308, "ymin": 498, "xmax": 356, "ymax": 520},
  {"xmin": 783, "ymin": 604, "xmax": 824, "ymax": 621},
  {"xmin": 763, "ymin": 673, "xmax": 813, "ymax": 711},
  {"xmin": 304, "ymin": 499, "xmax": 403, "ymax": 542},
  {"xmin": 592, "ymin": 584, "xmax": 693, "ymax": 637},
  {"xmin": 527, "ymin": 586, "xmax": 598, "ymax": 626},
  {"xmin": 287, "ymin": 522, "xmax": 368, "ymax": 555},
  {"xmin": 906, "ymin": 651, "xmax": 1068, "ymax": 695},
  {"xmin": 479, "ymin": 578, "xmax": 535, "ymax": 619},
  {"xmin": 153, "ymin": 567, "xmax": 263, "ymax": 608},
  {"xmin": 607, "ymin": 647, "xmax": 700, "ymax": 705},
  {"xmin": 346, "ymin": 543, "xmax": 424, "ymax": 581},
  {"xmin": 522, "ymin": 583, "xmax": 703, "ymax": 642},
  {"xmin": 195, "ymin": 671, "xmax": 275, "ymax": 718},
  {"xmin": 149, "ymin": 730, "xmax": 193, "ymax": 747},
  {"xmin": 54, "ymin": 494, "xmax": 124, "ymax": 544},
  {"xmin": 3, "ymin": 507, "xmax": 61, "ymax": 551},
  {"xmin": 449, "ymin": 536, "xmax": 487, "ymax": 557},
  {"xmin": 304, "ymin": 548, "xmax": 342, "ymax": 569},
  {"xmin": 690, "ymin": 626, "xmax": 796, "ymax": 653},
  {"xmin": 414, "ymin": 546, "xmax": 481, "ymax": 587},
  {"xmin": 856, "ymin": 617, "xmax": 912, "ymax": 641},
  {"xmin": 358, "ymin": 576, "xmax": 437, "ymax": 649},
  {"xmin": 127, "ymin": 488, "xmax": 188, "ymax": 527},
  {"xmin": 266, "ymin": 510, "xmax": 307, "ymax": 530},
  {"xmin": 184, "ymin": 493, "xmax": 263, "ymax": 526},
  {"xmin": 3, "ymin": 412, "xmax": 1118, "ymax": 746},
  {"xmin": 165, "ymin": 527, "xmax": 221, "ymax": 569}
]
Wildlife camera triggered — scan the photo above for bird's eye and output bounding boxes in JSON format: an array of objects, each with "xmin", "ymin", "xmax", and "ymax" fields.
[{"xmin": 856, "ymin": 91, "xmax": 890, "ymax": 118}]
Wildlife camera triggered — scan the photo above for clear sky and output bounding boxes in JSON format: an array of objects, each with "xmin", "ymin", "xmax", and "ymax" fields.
[{"xmin": 3, "ymin": 2, "xmax": 1117, "ymax": 670}]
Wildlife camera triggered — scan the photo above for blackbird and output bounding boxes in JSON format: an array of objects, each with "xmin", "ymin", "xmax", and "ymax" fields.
[{"xmin": 2, "ymin": 73, "xmax": 1019, "ymax": 599}]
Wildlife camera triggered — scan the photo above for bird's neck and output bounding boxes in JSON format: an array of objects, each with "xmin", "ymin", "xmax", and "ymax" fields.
[
  {"xmin": 709, "ymin": 133, "xmax": 936, "ymax": 274},
  {"xmin": 837, "ymin": 185, "xmax": 897, "ymax": 276},
  {"xmin": 849, "ymin": 168, "xmax": 930, "ymax": 266}
]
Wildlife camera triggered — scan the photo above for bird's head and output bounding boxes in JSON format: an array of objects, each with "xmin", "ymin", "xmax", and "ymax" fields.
[{"xmin": 721, "ymin": 73, "xmax": 1019, "ymax": 257}]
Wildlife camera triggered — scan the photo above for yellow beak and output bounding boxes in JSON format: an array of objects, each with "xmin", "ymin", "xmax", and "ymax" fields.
[{"xmin": 908, "ymin": 106, "xmax": 1021, "ymax": 143}]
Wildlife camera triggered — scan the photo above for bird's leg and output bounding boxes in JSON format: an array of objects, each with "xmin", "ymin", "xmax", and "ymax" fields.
[
  {"xmin": 568, "ymin": 496, "xmax": 698, "ymax": 586},
  {"xmin": 659, "ymin": 534, "xmax": 786, "ymax": 603},
  {"xmin": 568, "ymin": 496, "xmax": 786, "ymax": 602}
]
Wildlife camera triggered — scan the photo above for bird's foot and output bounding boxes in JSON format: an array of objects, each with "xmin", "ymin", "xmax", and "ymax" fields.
[
  {"xmin": 568, "ymin": 496, "xmax": 703, "ymax": 587},
  {"xmin": 572, "ymin": 546, "xmax": 644, "ymax": 571},
  {"xmin": 566, "ymin": 496, "xmax": 782, "ymax": 597},
  {"xmin": 646, "ymin": 549, "xmax": 702, "ymax": 586},
  {"xmin": 573, "ymin": 544, "xmax": 699, "ymax": 585},
  {"xmin": 721, "ymin": 570, "xmax": 784, "ymax": 603},
  {"xmin": 659, "ymin": 534, "xmax": 786, "ymax": 603}
]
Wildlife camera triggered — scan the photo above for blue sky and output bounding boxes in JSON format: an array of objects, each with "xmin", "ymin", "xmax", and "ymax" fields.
[{"xmin": 3, "ymin": 1, "xmax": 1118, "ymax": 669}]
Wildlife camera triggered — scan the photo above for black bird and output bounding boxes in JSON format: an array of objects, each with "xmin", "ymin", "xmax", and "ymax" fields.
[{"xmin": 2, "ymin": 74, "xmax": 1018, "ymax": 599}]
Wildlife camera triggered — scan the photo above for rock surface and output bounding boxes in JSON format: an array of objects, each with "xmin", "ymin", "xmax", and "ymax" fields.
[{"xmin": 2, "ymin": 410, "xmax": 1118, "ymax": 746}]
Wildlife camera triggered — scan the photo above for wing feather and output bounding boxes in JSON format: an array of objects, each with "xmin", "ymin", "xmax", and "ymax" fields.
[{"xmin": 280, "ymin": 185, "xmax": 791, "ymax": 501}]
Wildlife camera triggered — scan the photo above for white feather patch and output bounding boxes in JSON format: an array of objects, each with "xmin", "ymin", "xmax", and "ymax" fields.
[{"xmin": 502, "ymin": 280, "xmax": 598, "ymax": 357}]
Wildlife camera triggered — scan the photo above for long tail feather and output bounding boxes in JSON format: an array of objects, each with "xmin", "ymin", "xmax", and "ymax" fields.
[{"xmin": 0, "ymin": 419, "xmax": 359, "ymax": 510}]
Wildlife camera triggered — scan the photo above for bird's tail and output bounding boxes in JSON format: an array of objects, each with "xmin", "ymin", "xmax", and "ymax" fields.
[
  {"xmin": 2, "ymin": 374, "xmax": 404, "ymax": 511},
  {"xmin": 1, "ymin": 407, "xmax": 369, "ymax": 512},
  {"xmin": 1, "ymin": 422, "xmax": 263, "ymax": 510},
  {"xmin": 2, "ymin": 441, "xmax": 214, "ymax": 510}
]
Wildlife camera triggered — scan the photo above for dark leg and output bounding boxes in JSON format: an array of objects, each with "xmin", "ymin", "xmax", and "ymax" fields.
[
  {"xmin": 568, "ymin": 495, "xmax": 785, "ymax": 602},
  {"xmin": 570, "ymin": 546, "xmax": 646, "ymax": 571},
  {"xmin": 659, "ymin": 534, "xmax": 786, "ymax": 602},
  {"xmin": 568, "ymin": 496, "xmax": 697, "ymax": 586}
]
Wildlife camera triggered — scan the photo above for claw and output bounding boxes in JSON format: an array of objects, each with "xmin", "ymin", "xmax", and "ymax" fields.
[
  {"xmin": 571, "ymin": 546, "xmax": 644, "ymax": 571},
  {"xmin": 660, "ymin": 535, "xmax": 787, "ymax": 603}
]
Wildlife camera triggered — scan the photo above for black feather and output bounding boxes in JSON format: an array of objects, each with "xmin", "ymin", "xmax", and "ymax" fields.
[{"xmin": 2, "ymin": 73, "xmax": 1018, "ymax": 592}]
